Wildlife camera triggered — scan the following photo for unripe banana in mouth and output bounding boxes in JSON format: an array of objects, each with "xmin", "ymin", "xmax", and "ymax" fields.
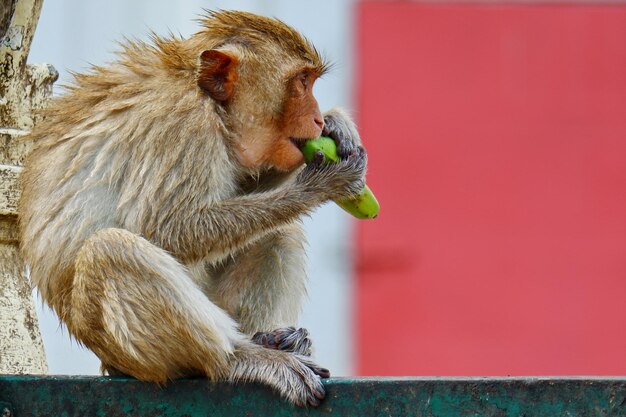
[{"xmin": 301, "ymin": 136, "xmax": 380, "ymax": 220}]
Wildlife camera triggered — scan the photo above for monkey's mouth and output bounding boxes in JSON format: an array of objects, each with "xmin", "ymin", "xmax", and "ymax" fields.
[{"xmin": 289, "ymin": 137, "xmax": 309, "ymax": 150}]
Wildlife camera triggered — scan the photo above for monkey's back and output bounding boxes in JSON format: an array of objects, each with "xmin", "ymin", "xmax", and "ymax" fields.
[
  {"xmin": 18, "ymin": 45, "xmax": 239, "ymax": 316},
  {"xmin": 19, "ymin": 112, "xmax": 124, "ymax": 315}
]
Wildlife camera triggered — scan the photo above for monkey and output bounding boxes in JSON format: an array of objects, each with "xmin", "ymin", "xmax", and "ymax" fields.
[{"xmin": 18, "ymin": 10, "xmax": 367, "ymax": 407}]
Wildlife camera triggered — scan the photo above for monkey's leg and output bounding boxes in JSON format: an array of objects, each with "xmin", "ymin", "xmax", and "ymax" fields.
[
  {"xmin": 71, "ymin": 228, "xmax": 240, "ymax": 382},
  {"xmin": 71, "ymin": 228, "xmax": 326, "ymax": 406},
  {"xmin": 213, "ymin": 222, "xmax": 317, "ymax": 358}
]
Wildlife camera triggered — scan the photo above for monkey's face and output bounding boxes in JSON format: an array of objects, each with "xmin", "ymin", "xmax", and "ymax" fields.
[
  {"xmin": 197, "ymin": 47, "xmax": 324, "ymax": 172},
  {"xmin": 271, "ymin": 69, "xmax": 324, "ymax": 171},
  {"xmin": 229, "ymin": 67, "xmax": 324, "ymax": 173}
]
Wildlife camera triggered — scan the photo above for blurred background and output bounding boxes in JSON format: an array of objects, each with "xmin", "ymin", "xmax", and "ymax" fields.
[{"xmin": 28, "ymin": 1, "xmax": 626, "ymax": 377}]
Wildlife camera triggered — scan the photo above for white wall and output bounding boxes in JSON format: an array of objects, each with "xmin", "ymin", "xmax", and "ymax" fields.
[{"xmin": 28, "ymin": 0, "xmax": 357, "ymax": 376}]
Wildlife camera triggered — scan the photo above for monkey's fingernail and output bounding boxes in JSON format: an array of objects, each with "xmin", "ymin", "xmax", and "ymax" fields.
[{"xmin": 318, "ymin": 368, "xmax": 330, "ymax": 378}]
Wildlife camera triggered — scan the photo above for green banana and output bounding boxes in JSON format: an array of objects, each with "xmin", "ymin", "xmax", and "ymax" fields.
[{"xmin": 301, "ymin": 136, "xmax": 380, "ymax": 220}]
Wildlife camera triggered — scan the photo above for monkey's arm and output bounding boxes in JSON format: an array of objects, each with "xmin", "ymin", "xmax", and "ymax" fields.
[{"xmin": 150, "ymin": 149, "xmax": 366, "ymax": 263}]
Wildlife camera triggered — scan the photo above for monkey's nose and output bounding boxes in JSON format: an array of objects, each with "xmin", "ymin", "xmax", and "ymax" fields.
[{"xmin": 314, "ymin": 117, "xmax": 324, "ymax": 130}]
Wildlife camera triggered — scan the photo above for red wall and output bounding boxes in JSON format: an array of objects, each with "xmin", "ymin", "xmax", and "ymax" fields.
[{"xmin": 356, "ymin": 2, "xmax": 626, "ymax": 376}]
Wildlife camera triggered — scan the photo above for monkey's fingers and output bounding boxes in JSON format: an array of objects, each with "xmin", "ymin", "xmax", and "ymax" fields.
[
  {"xmin": 276, "ymin": 327, "xmax": 312, "ymax": 356},
  {"xmin": 252, "ymin": 327, "xmax": 313, "ymax": 356},
  {"xmin": 251, "ymin": 330, "xmax": 278, "ymax": 349},
  {"xmin": 280, "ymin": 335, "xmax": 312, "ymax": 356},
  {"xmin": 311, "ymin": 150, "xmax": 326, "ymax": 166},
  {"xmin": 322, "ymin": 112, "xmax": 359, "ymax": 159},
  {"xmin": 252, "ymin": 328, "xmax": 292, "ymax": 349}
]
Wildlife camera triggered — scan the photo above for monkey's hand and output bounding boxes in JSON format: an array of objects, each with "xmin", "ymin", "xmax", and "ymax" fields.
[
  {"xmin": 297, "ymin": 139, "xmax": 367, "ymax": 203},
  {"xmin": 322, "ymin": 107, "xmax": 362, "ymax": 159},
  {"xmin": 252, "ymin": 327, "xmax": 313, "ymax": 357},
  {"xmin": 296, "ymin": 106, "xmax": 367, "ymax": 202}
]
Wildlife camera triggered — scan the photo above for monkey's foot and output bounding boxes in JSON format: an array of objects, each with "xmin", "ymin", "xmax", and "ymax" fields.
[
  {"xmin": 252, "ymin": 327, "xmax": 313, "ymax": 357},
  {"xmin": 231, "ymin": 346, "xmax": 329, "ymax": 407}
]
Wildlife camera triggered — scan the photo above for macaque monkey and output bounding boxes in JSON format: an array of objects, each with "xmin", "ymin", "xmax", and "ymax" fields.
[{"xmin": 19, "ymin": 10, "xmax": 366, "ymax": 407}]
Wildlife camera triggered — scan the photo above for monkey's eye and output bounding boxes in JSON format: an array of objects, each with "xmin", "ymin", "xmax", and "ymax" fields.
[
  {"xmin": 290, "ymin": 71, "xmax": 316, "ymax": 96},
  {"xmin": 299, "ymin": 73, "xmax": 310, "ymax": 89}
]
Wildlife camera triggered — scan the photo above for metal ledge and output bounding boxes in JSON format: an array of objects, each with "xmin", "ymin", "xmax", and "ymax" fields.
[{"xmin": 2, "ymin": 376, "xmax": 626, "ymax": 416}]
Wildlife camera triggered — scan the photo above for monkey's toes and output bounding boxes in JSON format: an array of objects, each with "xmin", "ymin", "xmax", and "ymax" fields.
[
  {"xmin": 309, "ymin": 364, "xmax": 331, "ymax": 378},
  {"xmin": 298, "ymin": 355, "xmax": 331, "ymax": 379},
  {"xmin": 305, "ymin": 384, "xmax": 326, "ymax": 407},
  {"xmin": 290, "ymin": 365, "xmax": 326, "ymax": 407}
]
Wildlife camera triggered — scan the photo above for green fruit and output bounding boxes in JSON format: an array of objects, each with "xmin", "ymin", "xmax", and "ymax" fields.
[
  {"xmin": 301, "ymin": 136, "xmax": 380, "ymax": 220},
  {"xmin": 301, "ymin": 136, "xmax": 341, "ymax": 164}
]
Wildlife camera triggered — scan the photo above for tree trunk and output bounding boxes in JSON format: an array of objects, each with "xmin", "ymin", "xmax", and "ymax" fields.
[{"xmin": 0, "ymin": 0, "xmax": 56, "ymax": 374}]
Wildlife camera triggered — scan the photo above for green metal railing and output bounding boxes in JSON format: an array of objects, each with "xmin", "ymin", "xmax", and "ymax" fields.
[{"xmin": 2, "ymin": 376, "xmax": 626, "ymax": 416}]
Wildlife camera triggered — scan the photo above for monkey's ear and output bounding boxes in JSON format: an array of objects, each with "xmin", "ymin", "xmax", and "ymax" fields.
[{"xmin": 198, "ymin": 50, "xmax": 238, "ymax": 102}]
